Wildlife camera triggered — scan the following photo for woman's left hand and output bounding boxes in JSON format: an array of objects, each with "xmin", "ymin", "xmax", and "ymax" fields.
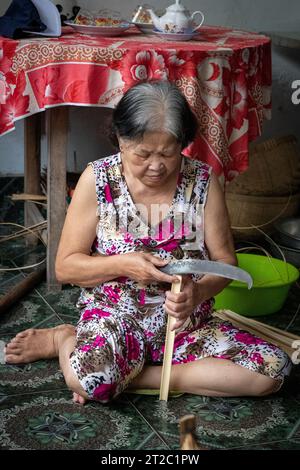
[{"xmin": 164, "ymin": 276, "xmax": 204, "ymax": 331}]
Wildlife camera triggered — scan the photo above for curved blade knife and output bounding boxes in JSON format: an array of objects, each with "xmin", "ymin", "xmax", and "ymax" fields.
[{"xmin": 160, "ymin": 259, "xmax": 253, "ymax": 289}]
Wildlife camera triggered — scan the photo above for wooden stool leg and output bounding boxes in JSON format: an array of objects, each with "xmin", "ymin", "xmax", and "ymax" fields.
[
  {"xmin": 46, "ymin": 107, "xmax": 68, "ymax": 292},
  {"xmin": 24, "ymin": 114, "xmax": 41, "ymax": 245},
  {"xmin": 179, "ymin": 415, "xmax": 207, "ymax": 450}
]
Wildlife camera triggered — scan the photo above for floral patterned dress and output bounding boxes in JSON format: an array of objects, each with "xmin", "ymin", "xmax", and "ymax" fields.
[{"xmin": 70, "ymin": 153, "xmax": 291, "ymax": 403}]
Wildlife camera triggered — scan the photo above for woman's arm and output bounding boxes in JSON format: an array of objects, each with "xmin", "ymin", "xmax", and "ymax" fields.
[
  {"xmin": 164, "ymin": 171, "xmax": 238, "ymax": 330},
  {"xmin": 55, "ymin": 165, "xmax": 125, "ymax": 287},
  {"xmin": 55, "ymin": 165, "xmax": 176, "ymax": 288},
  {"xmin": 195, "ymin": 171, "xmax": 238, "ymax": 302}
]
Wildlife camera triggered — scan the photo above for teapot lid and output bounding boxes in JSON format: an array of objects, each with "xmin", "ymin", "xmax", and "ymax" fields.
[{"xmin": 166, "ymin": 0, "xmax": 187, "ymax": 12}]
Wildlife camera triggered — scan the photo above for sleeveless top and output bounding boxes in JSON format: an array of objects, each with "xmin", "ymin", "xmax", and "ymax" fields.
[{"xmin": 76, "ymin": 152, "xmax": 215, "ymax": 323}]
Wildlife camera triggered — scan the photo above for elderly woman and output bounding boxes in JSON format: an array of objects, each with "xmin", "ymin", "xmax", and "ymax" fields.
[{"xmin": 5, "ymin": 81, "xmax": 291, "ymax": 404}]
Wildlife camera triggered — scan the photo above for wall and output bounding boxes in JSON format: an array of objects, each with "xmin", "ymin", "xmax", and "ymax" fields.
[{"xmin": 0, "ymin": 0, "xmax": 300, "ymax": 175}]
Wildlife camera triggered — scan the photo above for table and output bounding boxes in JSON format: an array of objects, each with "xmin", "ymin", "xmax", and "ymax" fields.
[
  {"xmin": 0, "ymin": 25, "xmax": 272, "ymax": 290},
  {"xmin": 265, "ymin": 31, "xmax": 300, "ymax": 49}
]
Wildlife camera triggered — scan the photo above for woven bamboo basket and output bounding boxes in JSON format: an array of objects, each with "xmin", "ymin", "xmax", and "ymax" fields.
[
  {"xmin": 226, "ymin": 191, "xmax": 300, "ymax": 239},
  {"xmin": 227, "ymin": 135, "xmax": 300, "ymax": 196}
]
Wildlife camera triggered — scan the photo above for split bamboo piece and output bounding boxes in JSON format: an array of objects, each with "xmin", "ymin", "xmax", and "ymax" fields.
[
  {"xmin": 11, "ymin": 193, "xmax": 47, "ymax": 201},
  {"xmin": 214, "ymin": 309, "xmax": 300, "ymax": 359},
  {"xmin": 0, "ymin": 221, "xmax": 47, "ymax": 243},
  {"xmin": 215, "ymin": 309, "xmax": 300, "ymax": 343},
  {"xmin": 160, "ymin": 275, "xmax": 182, "ymax": 401}
]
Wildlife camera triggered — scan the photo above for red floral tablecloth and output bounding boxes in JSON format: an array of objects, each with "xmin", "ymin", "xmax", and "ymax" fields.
[{"xmin": 0, "ymin": 25, "xmax": 271, "ymax": 181}]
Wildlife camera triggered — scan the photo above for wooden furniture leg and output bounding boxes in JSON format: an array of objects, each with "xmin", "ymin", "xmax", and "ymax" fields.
[
  {"xmin": 46, "ymin": 107, "xmax": 68, "ymax": 291},
  {"xmin": 179, "ymin": 415, "xmax": 208, "ymax": 450},
  {"xmin": 24, "ymin": 114, "xmax": 42, "ymax": 245}
]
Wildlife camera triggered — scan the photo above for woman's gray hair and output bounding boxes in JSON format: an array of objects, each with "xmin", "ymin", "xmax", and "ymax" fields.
[{"xmin": 111, "ymin": 81, "xmax": 198, "ymax": 149}]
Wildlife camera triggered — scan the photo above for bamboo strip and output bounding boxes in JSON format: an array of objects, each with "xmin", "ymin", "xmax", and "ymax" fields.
[
  {"xmin": 214, "ymin": 310, "xmax": 296, "ymax": 358},
  {"xmin": 216, "ymin": 309, "xmax": 299, "ymax": 346},
  {"xmin": 222, "ymin": 316, "xmax": 291, "ymax": 347},
  {"xmin": 261, "ymin": 323, "xmax": 300, "ymax": 341},
  {"xmin": 160, "ymin": 275, "xmax": 182, "ymax": 401},
  {"xmin": 233, "ymin": 318, "xmax": 300, "ymax": 342},
  {"xmin": 214, "ymin": 311, "xmax": 292, "ymax": 355},
  {"xmin": 11, "ymin": 193, "xmax": 47, "ymax": 201},
  {"xmin": 0, "ymin": 222, "xmax": 47, "ymax": 243},
  {"xmin": 225, "ymin": 310, "xmax": 300, "ymax": 341}
]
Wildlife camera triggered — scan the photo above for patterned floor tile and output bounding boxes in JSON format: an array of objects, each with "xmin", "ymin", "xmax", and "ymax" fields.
[
  {"xmin": 10, "ymin": 246, "xmax": 46, "ymax": 272},
  {"xmin": 283, "ymin": 365, "xmax": 300, "ymax": 404},
  {"xmin": 0, "ymin": 390, "xmax": 160, "ymax": 450},
  {"xmin": 0, "ymin": 316, "xmax": 69, "ymax": 396},
  {"xmin": 0, "ymin": 239, "xmax": 29, "ymax": 260},
  {"xmin": 0, "ymin": 203, "xmax": 24, "ymax": 229},
  {"xmin": 229, "ymin": 415, "xmax": 300, "ymax": 449},
  {"xmin": 0, "ymin": 177, "xmax": 24, "ymax": 226},
  {"xmin": 131, "ymin": 392, "xmax": 300, "ymax": 450},
  {"xmin": 36, "ymin": 283, "xmax": 82, "ymax": 318},
  {"xmin": 0, "ymin": 359, "xmax": 66, "ymax": 397},
  {"xmin": 0, "ymin": 314, "xmax": 104, "ymax": 398},
  {"xmin": 0, "ymin": 294, "xmax": 55, "ymax": 335},
  {"xmin": 0, "ymin": 362, "xmax": 65, "ymax": 398},
  {"xmin": 1, "ymin": 177, "xmax": 300, "ymax": 450},
  {"xmin": 134, "ymin": 431, "xmax": 169, "ymax": 450},
  {"xmin": 0, "ymin": 261, "xmax": 13, "ymax": 284},
  {"xmin": 0, "ymin": 271, "xmax": 25, "ymax": 292}
]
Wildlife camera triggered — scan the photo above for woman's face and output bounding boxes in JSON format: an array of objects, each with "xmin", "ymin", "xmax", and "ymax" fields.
[{"xmin": 119, "ymin": 132, "xmax": 182, "ymax": 187}]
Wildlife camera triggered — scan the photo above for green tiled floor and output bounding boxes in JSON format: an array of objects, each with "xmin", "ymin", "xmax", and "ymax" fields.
[
  {"xmin": 0, "ymin": 177, "xmax": 299, "ymax": 450},
  {"xmin": 0, "ymin": 391, "xmax": 165, "ymax": 450}
]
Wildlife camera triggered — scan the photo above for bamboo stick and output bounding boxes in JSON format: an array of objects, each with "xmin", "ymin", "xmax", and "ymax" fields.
[
  {"xmin": 220, "ymin": 314, "xmax": 291, "ymax": 347},
  {"xmin": 259, "ymin": 324, "xmax": 300, "ymax": 341},
  {"xmin": 231, "ymin": 313, "xmax": 300, "ymax": 341},
  {"xmin": 214, "ymin": 311, "xmax": 292, "ymax": 355},
  {"xmin": 214, "ymin": 310, "xmax": 296, "ymax": 358},
  {"xmin": 11, "ymin": 193, "xmax": 47, "ymax": 201},
  {"xmin": 216, "ymin": 309, "xmax": 299, "ymax": 346},
  {"xmin": 160, "ymin": 275, "xmax": 182, "ymax": 401},
  {"xmin": 0, "ymin": 222, "xmax": 47, "ymax": 243}
]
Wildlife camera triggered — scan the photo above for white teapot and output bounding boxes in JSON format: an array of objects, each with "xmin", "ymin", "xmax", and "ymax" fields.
[{"xmin": 147, "ymin": 0, "xmax": 204, "ymax": 34}]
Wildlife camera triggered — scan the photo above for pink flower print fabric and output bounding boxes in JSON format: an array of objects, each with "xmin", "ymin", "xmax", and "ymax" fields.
[{"xmin": 69, "ymin": 153, "xmax": 291, "ymax": 402}]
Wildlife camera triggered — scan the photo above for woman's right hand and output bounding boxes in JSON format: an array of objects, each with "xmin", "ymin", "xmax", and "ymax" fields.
[{"xmin": 121, "ymin": 253, "xmax": 179, "ymax": 285}]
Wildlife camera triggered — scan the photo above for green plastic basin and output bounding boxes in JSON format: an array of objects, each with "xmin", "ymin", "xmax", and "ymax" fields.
[{"xmin": 214, "ymin": 253, "xmax": 299, "ymax": 317}]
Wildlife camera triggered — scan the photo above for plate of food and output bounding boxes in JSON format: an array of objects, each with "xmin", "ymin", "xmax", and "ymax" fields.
[
  {"xmin": 65, "ymin": 20, "xmax": 132, "ymax": 36},
  {"xmin": 65, "ymin": 9, "xmax": 132, "ymax": 36}
]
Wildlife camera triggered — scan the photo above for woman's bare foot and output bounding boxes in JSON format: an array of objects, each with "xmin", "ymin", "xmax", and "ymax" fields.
[
  {"xmin": 73, "ymin": 392, "xmax": 87, "ymax": 405},
  {"xmin": 4, "ymin": 324, "xmax": 75, "ymax": 364}
]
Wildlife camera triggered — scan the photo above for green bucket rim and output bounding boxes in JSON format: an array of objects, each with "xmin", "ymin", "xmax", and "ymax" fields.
[{"xmin": 230, "ymin": 253, "xmax": 299, "ymax": 289}]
